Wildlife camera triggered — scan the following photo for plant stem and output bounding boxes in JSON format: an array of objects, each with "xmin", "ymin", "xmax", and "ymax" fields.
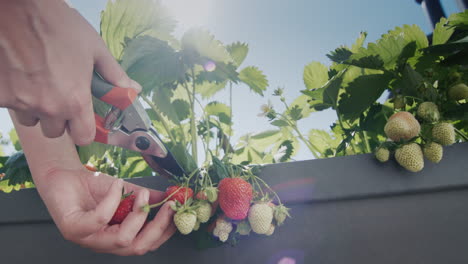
[
  {"xmin": 278, "ymin": 113, "xmax": 320, "ymax": 158},
  {"xmin": 228, "ymin": 81, "xmax": 233, "ymax": 146},
  {"xmin": 142, "ymin": 96, "xmax": 176, "ymax": 143},
  {"xmin": 189, "ymin": 68, "xmax": 198, "ymax": 164},
  {"xmin": 277, "ymin": 100, "xmax": 320, "ymax": 158},
  {"xmin": 455, "ymin": 127, "xmax": 468, "ymax": 141},
  {"xmin": 360, "ymin": 130, "xmax": 372, "ymax": 153}
]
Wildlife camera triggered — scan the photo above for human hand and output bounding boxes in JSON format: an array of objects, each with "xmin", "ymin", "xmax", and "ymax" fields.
[
  {"xmin": 0, "ymin": 0, "xmax": 141, "ymax": 145},
  {"xmin": 35, "ymin": 167, "xmax": 176, "ymax": 256}
]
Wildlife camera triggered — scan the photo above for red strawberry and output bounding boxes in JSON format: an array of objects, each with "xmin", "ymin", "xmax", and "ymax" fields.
[
  {"xmin": 195, "ymin": 191, "xmax": 208, "ymax": 200},
  {"xmin": 109, "ymin": 191, "xmax": 136, "ymax": 225},
  {"xmin": 218, "ymin": 177, "xmax": 253, "ymax": 220},
  {"xmin": 165, "ymin": 186, "xmax": 194, "ymax": 205}
]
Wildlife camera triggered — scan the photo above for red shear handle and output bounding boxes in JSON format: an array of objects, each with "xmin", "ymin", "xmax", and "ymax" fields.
[
  {"xmin": 94, "ymin": 114, "xmax": 109, "ymax": 144},
  {"xmin": 91, "ymin": 72, "xmax": 138, "ymax": 110}
]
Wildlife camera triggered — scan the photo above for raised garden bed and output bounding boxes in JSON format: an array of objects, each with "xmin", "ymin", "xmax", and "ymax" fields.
[{"xmin": 1, "ymin": 142, "xmax": 467, "ymax": 264}]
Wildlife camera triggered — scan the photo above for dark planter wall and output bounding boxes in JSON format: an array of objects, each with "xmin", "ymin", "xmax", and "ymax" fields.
[{"xmin": 0, "ymin": 143, "xmax": 467, "ymax": 264}]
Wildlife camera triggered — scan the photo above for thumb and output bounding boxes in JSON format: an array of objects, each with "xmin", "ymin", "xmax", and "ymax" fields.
[{"xmin": 94, "ymin": 41, "xmax": 142, "ymax": 93}]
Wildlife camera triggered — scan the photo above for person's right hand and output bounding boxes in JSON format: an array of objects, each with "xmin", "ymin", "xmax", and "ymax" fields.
[{"xmin": 0, "ymin": 0, "xmax": 141, "ymax": 145}]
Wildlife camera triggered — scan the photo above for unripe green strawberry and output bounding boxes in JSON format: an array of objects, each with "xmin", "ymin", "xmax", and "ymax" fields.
[
  {"xmin": 195, "ymin": 201, "xmax": 212, "ymax": 223},
  {"xmin": 193, "ymin": 221, "xmax": 200, "ymax": 231},
  {"xmin": 395, "ymin": 143, "xmax": 424, "ymax": 172},
  {"xmin": 265, "ymin": 224, "xmax": 275, "ymax": 236},
  {"xmin": 417, "ymin": 102, "xmax": 440, "ymax": 122},
  {"xmin": 248, "ymin": 203, "xmax": 273, "ymax": 234},
  {"xmin": 423, "ymin": 142, "xmax": 443, "ymax": 163},
  {"xmin": 273, "ymin": 204, "xmax": 290, "ymax": 226},
  {"xmin": 375, "ymin": 147, "xmax": 390, "ymax": 163},
  {"xmin": 384, "ymin": 112, "xmax": 421, "ymax": 142},
  {"xmin": 205, "ymin": 186, "xmax": 218, "ymax": 203},
  {"xmin": 448, "ymin": 83, "xmax": 468, "ymax": 101},
  {"xmin": 432, "ymin": 123, "xmax": 456, "ymax": 146},
  {"xmin": 213, "ymin": 218, "xmax": 233, "ymax": 242},
  {"xmin": 393, "ymin": 95, "xmax": 406, "ymax": 110},
  {"xmin": 174, "ymin": 211, "xmax": 197, "ymax": 235}
]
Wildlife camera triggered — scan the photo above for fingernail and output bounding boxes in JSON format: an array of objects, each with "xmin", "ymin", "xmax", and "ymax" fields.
[
  {"xmin": 167, "ymin": 201, "xmax": 175, "ymax": 212},
  {"xmin": 130, "ymin": 79, "xmax": 142, "ymax": 93}
]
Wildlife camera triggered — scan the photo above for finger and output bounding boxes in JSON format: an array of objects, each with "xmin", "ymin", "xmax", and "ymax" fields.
[
  {"xmin": 67, "ymin": 95, "xmax": 96, "ymax": 146},
  {"xmin": 39, "ymin": 117, "xmax": 67, "ymax": 138},
  {"xmin": 130, "ymin": 201, "xmax": 176, "ymax": 255},
  {"xmin": 114, "ymin": 189, "xmax": 150, "ymax": 247},
  {"xmin": 80, "ymin": 199, "xmax": 175, "ymax": 255},
  {"xmin": 71, "ymin": 178, "xmax": 124, "ymax": 238},
  {"xmin": 94, "ymin": 42, "xmax": 142, "ymax": 92},
  {"xmin": 14, "ymin": 110, "xmax": 39, "ymax": 127}
]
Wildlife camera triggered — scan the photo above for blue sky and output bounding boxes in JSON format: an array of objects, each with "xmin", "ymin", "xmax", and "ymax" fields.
[{"xmin": 0, "ymin": 0, "xmax": 462, "ymax": 160}]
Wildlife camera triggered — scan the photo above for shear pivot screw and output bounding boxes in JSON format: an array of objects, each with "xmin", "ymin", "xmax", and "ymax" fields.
[{"xmin": 135, "ymin": 136, "xmax": 150, "ymax": 150}]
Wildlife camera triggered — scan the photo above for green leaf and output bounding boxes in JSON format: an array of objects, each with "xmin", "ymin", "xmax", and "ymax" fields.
[
  {"xmin": 195, "ymin": 81, "xmax": 228, "ymax": 99},
  {"xmin": 448, "ymin": 10, "xmax": 468, "ymax": 30},
  {"xmin": 276, "ymin": 140, "xmax": 294, "ymax": 162},
  {"xmin": 227, "ymin": 42, "xmax": 249, "ymax": 67},
  {"xmin": 232, "ymin": 130, "xmax": 282, "ymax": 164},
  {"xmin": 326, "ymin": 47, "xmax": 353, "ymax": 64},
  {"xmin": 359, "ymin": 104, "xmax": 393, "ymax": 134},
  {"xmin": 238, "ymin": 66, "xmax": 268, "ymax": 96},
  {"xmin": 345, "ymin": 54, "xmax": 385, "ymax": 70},
  {"xmin": 167, "ymin": 143, "xmax": 197, "ymax": 175},
  {"xmin": 290, "ymin": 94, "xmax": 315, "ymax": 118},
  {"xmin": 205, "ymin": 102, "xmax": 232, "ymax": 125},
  {"xmin": 302, "ymin": 70, "xmax": 345, "ymax": 111},
  {"xmin": 151, "ymin": 85, "xmax": 180, "ymax": 124},
  {"xmin": 100, "ymin": 0, "xmax": 177, "ymax": 60},
  {"xmin": 397, "ymin": 64, "xmax": 424, "ymax": 97},
  {"xmin": 121, "ymin": 36, "xmax": 183, "ymax": 96},
  {"xmin": 120, "ymin": 156, "xmax": 152, "ymax": 178},
  {"xmin": 271, "ymin": 120, "xmax": 289, "ymax": 127},
  {"xmin": 338, "ymin": 73, "xmax": 393, "ymax": 120},
  {"xmin": 288, "ymin": 105, "xmax": 303, "ymax": 121},
  {"xmin": 351, "ymin": 32, "xmax": 368, "ymax": 53},
  {"xmin": 433, "ymin": 17, "xmax": 455, "ymax": 45},
  {"xmin": 9, "ymin": 129, "xmax": 21, "ymax": 151},
  {"xmin": 3, "ymin": 151, "xmax": 32, "ymax": 186},
  {"xmin": 181, "ymin": 28, "xmax": 232, "ymax": 64},
  {"xmin": 195, "ymin": 63, "xmax": 239, "ymax": 84},
  {"xmin": 350, "ymin": 36, "xmax": 406, "ymax": 70},
  {"xmin": 211, "ymin": 154, "xmax": 229, "ymax": 180},
  {"xmin": 308, "ymin": 129, "xmax": 342, "ymax": 158},
  {"xmin": 173, "ymin": 99, "xmax": 191, "ymax": 121},
  {"xmin": 423, "ymin": 35, "xmax": 468, "ymax": 54},
  {"xmin": 384, "ymin": 24, "xmax": 428, "ymax": 50},
  {"xmin": 303, "ymin": 62, "xmax": 329, "ymax": 90},
  {"xmin": 78, "ymin": 142, "xmax": 111, "ymax": 164}
]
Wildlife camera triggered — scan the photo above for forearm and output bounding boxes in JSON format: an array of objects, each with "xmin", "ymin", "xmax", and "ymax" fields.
[{"xmin": 9, "ymin": 110, "xmax": 83, "ymax": 179}]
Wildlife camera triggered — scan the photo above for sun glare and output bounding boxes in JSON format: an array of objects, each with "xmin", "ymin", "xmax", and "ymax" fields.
[{"xmin": 162, "ymin": 0, "xmax": 214, "ymax": 29}]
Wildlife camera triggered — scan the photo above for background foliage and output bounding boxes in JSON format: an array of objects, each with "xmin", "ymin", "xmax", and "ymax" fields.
[{"xmin": 1, "ymin": 1, "xmax": 467, "ymax": 192}]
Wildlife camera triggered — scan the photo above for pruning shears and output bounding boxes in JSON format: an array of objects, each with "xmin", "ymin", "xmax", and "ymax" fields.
[{"xmin": 90, "ymin": 72, "xmax": 185, "ymax": 178}]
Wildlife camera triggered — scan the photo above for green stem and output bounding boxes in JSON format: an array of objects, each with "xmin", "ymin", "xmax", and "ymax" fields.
[
  {"xmin": 278, "ymin": 113, "xmax": 320, "ymax": 158},
  {"xmin": 142, "ymin": 96, "xmax": 176, "ymax": 143},
  {"xmin": 455, "ymin": 127, "xmax": 468, "ymax": 141},
  {"xmin": 360, "ymin": 130, "xmax": 372, "ymax": 153},
  {"xmin": 188, "ymin": 68, "xmax": 198, "ymax": 165},
  {"xmin": 228, "ymin": 81, "xmax": 233, "ymax": 146}
]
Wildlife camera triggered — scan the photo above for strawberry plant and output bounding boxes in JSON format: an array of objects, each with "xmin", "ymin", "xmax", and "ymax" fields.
[{"xmin": 255, "ymin": 11, "xmax": 468, "ymax": 170}]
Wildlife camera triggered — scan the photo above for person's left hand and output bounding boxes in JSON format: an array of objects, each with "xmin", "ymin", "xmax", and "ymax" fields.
[{"xmin": 35, "ymin": 166, "xmax": 176, "ymax": 256}]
